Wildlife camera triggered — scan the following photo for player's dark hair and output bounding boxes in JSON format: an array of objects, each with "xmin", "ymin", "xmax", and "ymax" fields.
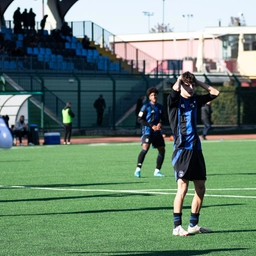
[
  {"xmin": 147, "ymin": 87, "xmax": 158, "ymax": 96},
  {"xmin": 182, "ymin": 71, "xmax": 196, "ymax": 85}
]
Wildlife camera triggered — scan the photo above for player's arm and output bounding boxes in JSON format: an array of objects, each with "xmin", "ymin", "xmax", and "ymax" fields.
[
  {"xmin": 156, "ymin": 105, "xmax": 166, "ymax": 131},
  {"xmin": 172, "ymin": 75, "xmax": 183, "ymax": 92},
  {"xmin": 68, "ymin": 109, "xmax": 75, "ymax": 118},
  {"xmin": 137, "ymin": 106, "xmax": 152, "ymax": 127},
  {"xmin": 195, "ymin": 78, "xmax": 220, "ymax": 97},
  {"xmin": 167, "ymin": 76, "xmax": 182, "ymax": 108}
]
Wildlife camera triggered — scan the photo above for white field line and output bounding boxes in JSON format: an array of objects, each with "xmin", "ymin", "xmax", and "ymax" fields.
[
  {"xmin": 1, "ymin": 185, "xmax": 256, "ymax": 199},
  {"xmin": 86, "ymin": 140, "xmax": 256, "ymax": 146},
  {"xmin": 138, "ymin": 188, "xmax": 256, "ymax": 191},
  {"xmin": 7, "ymin": 139, "xmax": 256, "ymax": 150},
  {"xmin": 201, "ymin": 139, "xmax": 256, "ymax": 143}
]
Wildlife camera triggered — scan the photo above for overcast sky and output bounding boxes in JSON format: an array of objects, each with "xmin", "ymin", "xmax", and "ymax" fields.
[{"xmin": 4, "ymin": 0, "xmax": 255, "ymax": 35}]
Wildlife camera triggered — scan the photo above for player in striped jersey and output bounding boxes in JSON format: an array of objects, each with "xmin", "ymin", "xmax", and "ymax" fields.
[
  {"xmin": 134, "ymin": 87, "xmax": 166, "ymax": 178},
  {"xmin": 167, "ymin": 72, "xmax": 219, "ymax": 236}
]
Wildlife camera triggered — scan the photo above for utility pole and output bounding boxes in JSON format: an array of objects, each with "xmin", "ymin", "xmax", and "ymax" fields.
[
  {"xmin": 182, "ymin": 14, "xmax": 193, "ymax": 59},
  {"xmin": 143, "ymin": 12, "xmax": 154, "ymax": 32}
]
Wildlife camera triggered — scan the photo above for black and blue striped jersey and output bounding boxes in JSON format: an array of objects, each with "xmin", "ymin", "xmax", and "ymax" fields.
[
  {"xmin": 138, "ymin": 102, "xmax": 165, "ymax": 136},
  {"xmin": 167, "ymin": 90, "xmax": 217, "ymax": 150}
]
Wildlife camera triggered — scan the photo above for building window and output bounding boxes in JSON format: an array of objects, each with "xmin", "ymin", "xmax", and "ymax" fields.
[
  {"xmin": 253, "ymin": 42, "xmax": 256, "ymax": 50},
  {"xmin": 244, "ymin": 43, "xmax": 250, "ymax": 51},
  {"xmin": 222, "ymin": 35, "xmax": 239, "ymax": 59}
]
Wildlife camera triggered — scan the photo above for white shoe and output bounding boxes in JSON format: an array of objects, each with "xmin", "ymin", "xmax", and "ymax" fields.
[
  {"xmin": 63, "ymin": 142, "xmax": 67, "ymax": 145},
  {"xmin": 173, "ymin": 225, "xmax": 190, "ymax": 236},
  {"xmin": 154, "ymin": 171, "xmax": 165, "ymax": 177},
  {"xmin": 134, "ymin": 170, "xmax": 141, "ymax": 178},
  {"xmin": 187, "ymin": 225, "xmax": 212, "ymax": 234},
  {"xmin": 20, "ymin": 143, "xmax": 24, "ymax": 146},
  {"xmin": 28, "ymin": 142, "xmax": 34, "ymax": 146},
  {"xmin": 134, "ymin": 167, "xmax": 141, "ymax": 178},
  {"xmin": 67, "ymin": 142, "xmax": 71, "ymax": 145}
]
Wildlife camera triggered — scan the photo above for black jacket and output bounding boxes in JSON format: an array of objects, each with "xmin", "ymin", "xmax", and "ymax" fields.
[
  {"xmin": 201, "ymin": 104, "xmax": 212, "ymax": 124},
  {"xmin": 94, "ymin": 98, "xmax": 106, "ymax": 113}
]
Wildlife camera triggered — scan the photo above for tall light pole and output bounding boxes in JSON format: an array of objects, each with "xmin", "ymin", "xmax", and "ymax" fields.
[
  {"xmin": 162, "ymin": 0, "xmax": 165, "ymax": 32},
  {"xmin": 182, "ymin": 14, "xmax": 193, "ymax": 59},
  {"xmin": 143, "ymin": 12, "xmax": 154, "ymax": 32},
  {"xmin": 42, "ymin": 0, "xmax": 44, "ymax": 18},
  {"xmin": 161, "ymin": 0, "xmax": 167, "ymax": 73}
]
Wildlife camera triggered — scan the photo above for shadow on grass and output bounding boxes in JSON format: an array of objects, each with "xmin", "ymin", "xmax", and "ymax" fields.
[
  {"xmin": 68, "ymin": 248, "xmax": 247, "ymax": 255},
  {"xmin": 0, "ymin": 204, "xmax": 243, "ymax": 217},
  {"xmin": 208, "ymin": 172, "xmax": 256, "ymax": 176},
  {"xmin": 0, "ymin": 182, "xmax": 144, "ymax": 188},
  {"xmin": 0, "ymin": 192, "xmax": 155, "ymax": 203},
  {"xmin": 0, "ymin": 160, "xmax": 30, "ymax": 163}
]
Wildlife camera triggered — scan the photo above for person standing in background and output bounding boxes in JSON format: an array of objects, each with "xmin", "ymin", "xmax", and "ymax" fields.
[
  {"xmin": 93, "ymin": 95, "xmax": 106, "ymax": 126},
  {"xmin": 13, "ymin": 7, "xmax": 22, "ymax": 33},
  {"xmin": 201, "ymin": 101, "xmax": 213, "ymax": 140},
  {"xmin": 62, "ymin": 102, "xmax": 75, "ymax": 145},
  {"xmin": 40, "ymin": 15, "xmax": 48, "ymax": 31},
  {"xmin": 28, "ymin": 8, "xmax": 36, "ymax": 31},
  {"xmin": 21, "ymin": 8, "xmax": 29, "ymax": 31}
]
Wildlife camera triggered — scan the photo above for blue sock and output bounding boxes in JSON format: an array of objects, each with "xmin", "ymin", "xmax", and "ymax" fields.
[
  {"xmin": 189, "ymin": 212, "xmax": 199, "ymax": 227},
  {"xmin": 174, "ymin": 213, "xmax": 182, "ymax": 228}
]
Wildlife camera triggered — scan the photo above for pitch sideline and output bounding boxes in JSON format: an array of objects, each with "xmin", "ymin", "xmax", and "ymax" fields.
[{"xmin": 0, "ymin": 185, "xmax": 256, "ymax": 199}]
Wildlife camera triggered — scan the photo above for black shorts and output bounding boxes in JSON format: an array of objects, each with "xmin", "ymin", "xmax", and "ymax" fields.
[
  {"xmin": 172, "ymin": 149, "xmax": 206, "ymax": 181},
  {"xmin": 141, "ymin": 134, "xmax": 165, "ymax": 148}
]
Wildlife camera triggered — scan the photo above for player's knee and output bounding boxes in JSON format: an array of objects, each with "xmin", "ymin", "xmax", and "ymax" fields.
[
  {"xmin": 158, "ymin": 147, "xmax": 165, "ymax": 155},
  {"xmin": 177, "ymin": 188, "xmax": 188, "ymax": 199},
  {"xmin": 195, "ymin": 185, "xmax": 206, "ymax": 196},
  {"xmin": 141, "ymin": 149, "xmax": 148, "ymax": 155}
]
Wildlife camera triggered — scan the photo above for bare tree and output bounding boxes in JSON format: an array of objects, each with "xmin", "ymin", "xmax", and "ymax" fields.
[
  {"xmin": 229, "ymin": 14, "xmax": 246, "ymax": 26},
  {"xmin": 150, "ymin": 23, "xmax": 173, "ymax": 33}
]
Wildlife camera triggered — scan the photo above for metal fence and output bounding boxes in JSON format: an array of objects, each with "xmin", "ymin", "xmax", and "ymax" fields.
[
  {"xmin": 1, "ymin": 71, "xmax": 256, "ymax": 132},
  {"xmin": 3, "ymin": 20, "xmax": 183, "ymax": 74}
]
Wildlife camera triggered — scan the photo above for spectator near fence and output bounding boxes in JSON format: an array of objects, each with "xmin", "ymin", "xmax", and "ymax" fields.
[
  {"xmin": 28, "ymin": 8, "xmax": 36, "ymax": 31},
  {"xmin": 21, "ymin": 8, "xmax": 29, "ymax": 31},
  {"xmin": 61, "ymin": 22, "xmax": 72, "ymax": 37},
  {"xmin": 201, "ymin": 101, "xmax": 213, "ymax": 140},
  {"xmin": 82, "ymin": 35, "xmax": 96, "ymax": 50},
  {"xmin": 93, "ymin": 95, "xmax": 106, "ymax": 126},
  {"xmin": 13, "ymin": 7, "xmax": 22, "ymax": 33},
  {"xmin": 40, "ymin": 15, "xmax": 48, "ymax": 31},
  {"xmin": 13, "ymin": 115, "xmax": 34, "ymax": 146},
  {"xmin": 62, "ymin": 102, "xmax": 75, "ymax": 145}
]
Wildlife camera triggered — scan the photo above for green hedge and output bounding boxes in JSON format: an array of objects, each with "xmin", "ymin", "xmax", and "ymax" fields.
[{"xmin": 195, "ymin": 85, "xmax": 256, "ymax": 125}]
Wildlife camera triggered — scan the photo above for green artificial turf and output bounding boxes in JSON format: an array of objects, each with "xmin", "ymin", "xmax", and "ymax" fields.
[{"xmin": 0, "ymin": 139, "xmax": 256, "ymax": 255}]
